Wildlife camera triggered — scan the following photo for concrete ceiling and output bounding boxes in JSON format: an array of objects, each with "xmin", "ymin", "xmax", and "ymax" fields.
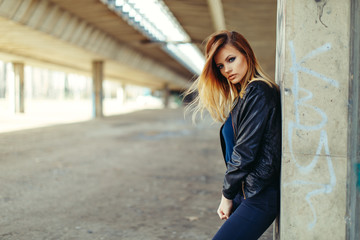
[
  {"xmin": 0, "ymin": 0, "xmax": 277, "ymax": 90},
  {"xmin": 47, "ymin": 0, "xmax": 193, "ymax": 77}
]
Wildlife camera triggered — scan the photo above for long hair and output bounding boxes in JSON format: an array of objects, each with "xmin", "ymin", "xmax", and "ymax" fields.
[{"xmin": 185, "ymin": 30, "xmax": 278, "ymax": 123}]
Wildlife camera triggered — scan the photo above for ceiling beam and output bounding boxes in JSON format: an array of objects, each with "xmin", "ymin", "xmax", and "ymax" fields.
[
  {"xmin": 207, "ymin": 0, "xmax": 226, "ymax": 31},
  {"xmin": 0, "ymin": 0, "xmax": 190, "ymax": 90}
]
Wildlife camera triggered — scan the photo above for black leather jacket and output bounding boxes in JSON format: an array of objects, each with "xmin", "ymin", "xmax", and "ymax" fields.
[{"xmin": 220, "ymin": 80, "xmax": 281, "ymax": 199}]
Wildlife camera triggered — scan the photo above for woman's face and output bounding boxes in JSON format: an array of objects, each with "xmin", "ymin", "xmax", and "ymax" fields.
[{"xmin": 214, "ymin": 44, "xmax": 248, "ymax": 85}]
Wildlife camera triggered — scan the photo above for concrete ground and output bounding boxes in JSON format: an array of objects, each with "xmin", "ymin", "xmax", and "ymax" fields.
[{"xmin": 0, "ymin": 108, "xmax": 273, "ymax": 240}]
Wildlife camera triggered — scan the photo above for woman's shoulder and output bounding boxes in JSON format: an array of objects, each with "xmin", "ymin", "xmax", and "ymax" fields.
[
  {"xmin": 244, "ymin": 80, "xmax": 280, "ymax": 104},
  {"xmin": 247, "ymin": 80, "xmax": 277, "ymax": 91},
  {"xmin": 246, "ymin": 80, "xmax": 278, "ymax": 94}
]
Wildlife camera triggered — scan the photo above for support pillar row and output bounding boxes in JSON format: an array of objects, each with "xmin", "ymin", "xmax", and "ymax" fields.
[
  {"xmin": 12, "ymin": 62, "xmax": 24, "ymax": 113},
  {"xmin": 92, "ymin": 61, "xmax": 104, "ymax": 118},
  {"xmin": 163, "ymin": 83, "xmax": 170, "ymax": 108}
]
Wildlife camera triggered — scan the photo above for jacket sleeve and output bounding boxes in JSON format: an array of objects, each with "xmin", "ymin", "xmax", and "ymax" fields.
[{"xmin": 222, "ymin": 83, "xmax": 275, "ymax": 199}]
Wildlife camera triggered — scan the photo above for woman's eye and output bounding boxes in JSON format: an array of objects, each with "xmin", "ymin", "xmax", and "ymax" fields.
[
  {"xmin": 229, "ymin": 57, "xmax": 235, "ymax": 63},
  {"xmin": 217, "ymin": 65, "xmax": 223, "ymax": 70}
]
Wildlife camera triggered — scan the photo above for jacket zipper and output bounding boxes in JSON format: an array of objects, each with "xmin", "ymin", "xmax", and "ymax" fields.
[
  {"xmin": 230, "ymin": 112, "xmax": 236, "ymax": 138},
  {"xmin": 230, "ymin": 103, "xmax": 246, "ymax": 200},
  {"xmin": 230, "ymin": 96, "xmax": 239, "ymax": 137},
  {"xmin": 242, "ymin": 181, "xmax": 247, "ymax": 199}
]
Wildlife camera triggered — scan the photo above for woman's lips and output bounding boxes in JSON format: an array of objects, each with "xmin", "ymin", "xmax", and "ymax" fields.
[{"xmin": 228, "ymin": 74, "xmax": 236, "ymax": 80}]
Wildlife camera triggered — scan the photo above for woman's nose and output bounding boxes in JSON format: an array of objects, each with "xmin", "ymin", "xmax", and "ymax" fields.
[{"xmin": 224, "ymin": 65, "xmax": 232, "ymax": 73}]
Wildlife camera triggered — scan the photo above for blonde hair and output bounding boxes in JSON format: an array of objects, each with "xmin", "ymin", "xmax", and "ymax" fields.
[{"xmin": 185, "ymin": 30, "xmax": 278, "ymax": 123}]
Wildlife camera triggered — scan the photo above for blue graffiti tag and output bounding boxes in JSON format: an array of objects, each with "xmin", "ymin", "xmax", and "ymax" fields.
[
  {"xmin": 357, "ymin": 163, "xmax": 360, "ymax": 190},
  {"xmin": 285, "ymin": 41, "xmax": 338, "ymax": 230}
]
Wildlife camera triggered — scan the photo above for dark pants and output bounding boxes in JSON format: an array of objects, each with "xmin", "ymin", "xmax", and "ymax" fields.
[{"xmin": 212, "ymin": 183, "xmax": 280, "ymax": 240}]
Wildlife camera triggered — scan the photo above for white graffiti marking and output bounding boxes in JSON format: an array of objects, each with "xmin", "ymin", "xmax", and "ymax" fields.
[{"xmin": 285, "ymin": 41, "xmax": 338, "ymax": 230}]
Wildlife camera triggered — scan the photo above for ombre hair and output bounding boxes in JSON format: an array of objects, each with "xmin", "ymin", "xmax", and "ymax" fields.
[{"xmin": 185, "ymin": 30, "xmax": 278, "ymax": 122}]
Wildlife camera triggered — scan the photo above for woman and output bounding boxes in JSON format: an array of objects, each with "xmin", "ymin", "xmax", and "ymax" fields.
[{"xmin": 186, "ymin": 30, "xmax": 281, "ymax": 239}]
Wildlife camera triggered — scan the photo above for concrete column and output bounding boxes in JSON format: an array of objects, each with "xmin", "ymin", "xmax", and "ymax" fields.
[
  {"xmin": 92, "ymin": 61, "xmax": 103, "ymax": 118},
  {"xmin": 116, "ymin": 83, "xmax": 126, "ymax": 105},
  {"xmin": 0, "ymin": 62, "xmax": 6, "ymax": 98},
  {"xmin": 276, "ymin": 0, "xmax": 359, "ymax": 239},
  {"xmin": 64, "ymin": 73, "xmax": 70, "ymax": 99},
  {"xmin": 12, "ymin": 62, "xmax": 24, "ymax": 113},
  {"xmin": 122, "ymin": 84, "xmax": 127, "ymax": 104},
  {"xmin": 348, "ymin": 0, "xmax": 360, "ymax": 239},
  {"xmin": 163, "ymin": 83, "xmax": 170, "ymax": 108}
]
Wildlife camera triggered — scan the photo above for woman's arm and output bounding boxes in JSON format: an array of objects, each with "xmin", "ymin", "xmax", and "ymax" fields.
[
  {"xmin": 217, "ymin": 194, "xmax": 233, "ymax": 220},
  {"xmin": 223, "ymin": 82, "xmax": 276, "ymax": 199}
]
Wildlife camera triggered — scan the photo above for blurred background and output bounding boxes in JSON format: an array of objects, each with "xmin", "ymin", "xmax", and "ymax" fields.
[
  {"xmin": 0, "ymin": 0, "xmax": 278, "ymax": 239},
  {"xmin": 0, "ymin": 60, "xmax": 175, "ymax": 133},
  {"xmin": 0, "ymin": 0, "xmax": 276, "ymax": 133}
]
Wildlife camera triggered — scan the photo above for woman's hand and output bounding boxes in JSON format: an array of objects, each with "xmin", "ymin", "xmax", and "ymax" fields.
[{"xmin": 217, "ymin": 194, "xmax": 233, "ymax": 220}]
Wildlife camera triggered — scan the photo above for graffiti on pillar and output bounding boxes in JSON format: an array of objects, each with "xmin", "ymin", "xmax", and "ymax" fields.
[
  {"xmin": 314, "ymin": 0, "xmax": 328, "ymax": 28},
  {"xmin": 285, "ymin": 41, "xmax": 339, "ymax": 230},
  {"xmin": 357, "ymin": 163, "xmax": 360, "ymax": 190}
]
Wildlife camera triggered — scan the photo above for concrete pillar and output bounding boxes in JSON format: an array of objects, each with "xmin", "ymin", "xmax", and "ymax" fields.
[
  {"xmin": 92, "ymin": 61, "xmax": 103, "ymax": 118},
  {"xmin": 26, "ymin": 66, "xmax": 33, "ymax": 100},
  {"xmin": 116, "ymin": 83, "xmax": 126, "ymax": 105},
  {"xmin": 348, "ymin": 1, "xmax": 360, "ymax": 239},
  {"xmin": 163, "ymin": 83, "xmax": 170, "ymax": 108},
  {"xmin": 64, "ymin": 73, "xmax": 70, "ymax": 99},
  {"xmin": 12, "ymin": 62, "xmax": 24, "ymax": 113},
  {"xmin": 276, "ymin": 0, "xmax": 359, "ymax": 239},
  {"xmin": 0, "ymin": 62, "xmax": 6, "ymax": 98},
  {"xmin": 122, "ymin": 84, "xmax": 127, "ymax": 104}
]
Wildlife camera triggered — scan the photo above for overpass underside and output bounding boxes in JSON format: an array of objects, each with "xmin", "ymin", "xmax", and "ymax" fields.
[
  {"xmin": 0, "ymin": 0, "xmax": 277, "ymax": 117},
  {"xmin": 0, "ymin": 0, "xmax": 189, "ymax": 90}
]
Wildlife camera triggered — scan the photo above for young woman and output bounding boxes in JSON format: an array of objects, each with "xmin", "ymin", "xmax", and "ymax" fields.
[{"xmin": 186, "ymin": 30, "xmax": 281, "ymax": 239}]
